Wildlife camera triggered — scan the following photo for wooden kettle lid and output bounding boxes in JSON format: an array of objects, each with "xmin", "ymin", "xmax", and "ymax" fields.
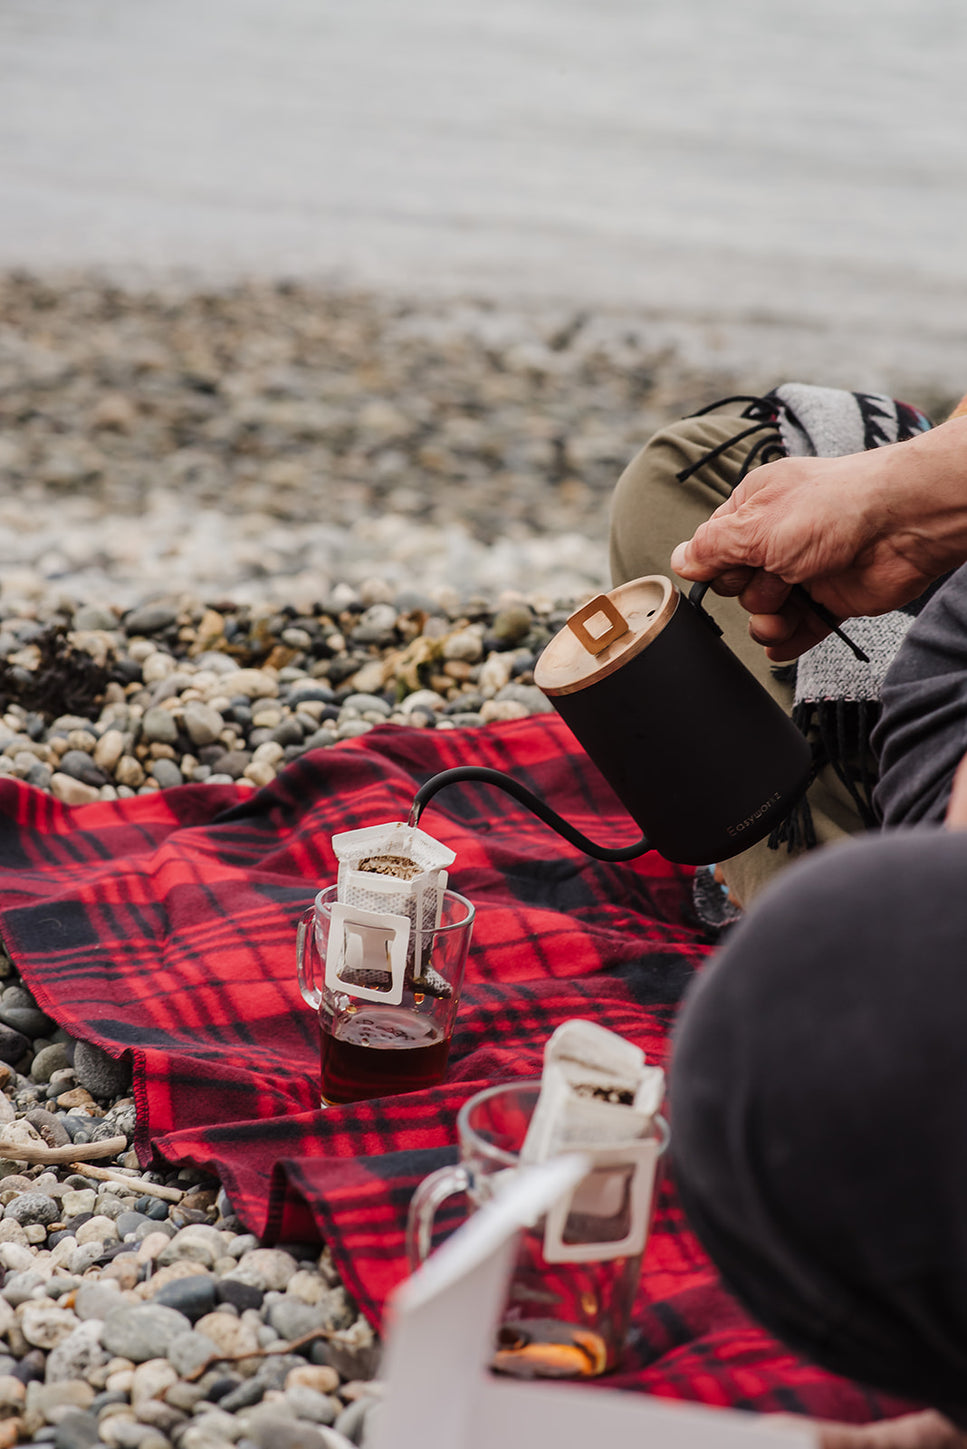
[{"xmin": 534, "ymin": 576, "xmax": 678, "ymax": 697}]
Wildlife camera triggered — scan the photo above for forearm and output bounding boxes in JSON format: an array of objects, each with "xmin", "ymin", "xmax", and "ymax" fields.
[{"xmin": 874, "ymin": 414, "xmax": 967, "ymax": 581}]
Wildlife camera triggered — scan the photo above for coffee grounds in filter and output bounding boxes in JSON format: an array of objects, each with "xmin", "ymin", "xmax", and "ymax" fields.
[
  {"xmin": 521, "ymin": 1019, "xmax": 665, "ymax": 1164},
  {"xmin": 357, "ymin": 855, "xmax": 422, "ymax": 880}
]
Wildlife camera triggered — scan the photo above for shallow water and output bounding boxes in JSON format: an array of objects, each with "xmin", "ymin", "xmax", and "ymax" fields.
[{"xmin": 1, "ymin": 0, "xmax": 966, "ymax": 382}]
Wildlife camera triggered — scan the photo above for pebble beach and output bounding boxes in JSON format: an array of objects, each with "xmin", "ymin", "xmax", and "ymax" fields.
[
  {"xmin": 3, "ymin": 0, "xmax": 963, "ymax": 1433},
  {"xmin": 0, "ymin": 268, "xmax": 949, "ymax": 1449},
  {"xmin": 0, "ymin": 268, "xmax": 743, "ymax": 1449}
]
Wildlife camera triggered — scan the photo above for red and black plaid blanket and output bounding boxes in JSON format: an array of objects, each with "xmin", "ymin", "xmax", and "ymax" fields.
[{"xmin": 0, "ymin": 716, "xmax": 905, "ymax": 1422}]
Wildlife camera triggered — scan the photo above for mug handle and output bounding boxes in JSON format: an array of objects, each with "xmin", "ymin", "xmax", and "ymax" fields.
[
  {"xmin": 405, "ymin": 1164, "xmax": 470, "ymax": 1270},
  {"xmin": 296, "ymin": 906, "xmax": 322, "ymax": 1010}
]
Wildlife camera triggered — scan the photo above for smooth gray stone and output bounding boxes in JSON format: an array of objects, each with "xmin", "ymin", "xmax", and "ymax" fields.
[
  {"xmin": 280, "ymin": 627, "xmax": 313, "ymax": 650},
  {"xmin": 57, "ymin": 750, "xmax": 108, "ymax": 787},
  {"xmin": 88, "ymin": 1389, "xmax": 130, "ymax": 1414},
  {"xmin": 151, "ymin": 1275, "xmax": 216, "ymax": 1322},
  {"xmin": 73, "ymin": 1281, "xmax": 122, "ymax": 1320},
  {"xmin": 284, "ymin": 1385, "xmax": 338, "ymax": 1426},
  {"xmin": 334, "ymin": 1397, "xmax": 373, "ymax": 1446},
  {"xmin": 60, "ymin": 1116, "xmax": 94, "ymax": 1143},
  {"xmin": 72, "ymin": 1040, "xmax": 131, "ymax": 1099},
  {"xmin": 266, "ymin": 1299, "xmax": 328, "ymax": 1343},
  {"xmin": 214, "ymin": 1278, "xmax": 262, "ymax": 1312},
  {"xmin": 115, "ymin": 1211, "xmax": 151, "ymax": 1239},
  {"xmin": 3, "ymin": 1269, "xmax": 46, "ymax": 1305},
  {"xmin": 164, "ymin": 1380, "xmax": 207, "ymax": 1412},
  {"xmin": 217, "ymin": 1376, "xmax": 265, "ymax": 1412},
  {"xmin": 149, "ymin": 758, "xmax": 183, "ymax": 789},
  {"xmin": 192, "ymin": 651, "xmax": 241, "ymax": 675},
  {"xmin": 25, "ymin": 762, "xmax": 53, "ymax": 790},
  {"xmin": 181, "ymin": 702, "xmax": 223, "ymax": 747},
  {"xmin": 52, "ymin": 1411, "xmax": 100, "ymax": 1449},
  {"xmin": 301, "ymin": 729, "xmax": 338, "ymax": 751},
  {"xmin": 339, "ymin": 694, "xmax": 390, "ymax": 715},
  {"xmin": 73, "ymin": 606, "xmax": 117, "ymax": 632},
  {"xmin": 67, "ymin": 1242, "xmax": 103, "ymax": 1276},
  {"xmin": 0, "ymin": 1022, "xmax": 30, "ymax": 1065},
  {"xmin": 350, "ymin": 622, "xmax": 395, "ymax": 646},
  {"xmin": 226, "ymin": 1233, "xmax": 259, "ymax": 1259},
  {"xmin": 491, "ymin": 604, "xmax": 534, "ymax": 644},
  {"xmin": 439, "ymin": 712, "xmax": 482, "ymax": 727},
  {"xmin": 45, "ymin": 1276, "xmax": 82, "ymax": 1299},
  {"xmin": 443, "ymin": 693, "xmax": 484, "ymax": 714},
  {"xmin": 0, "ymin": 1005, "xmax": 54, "ymax": 1038},
  {"xmin": 211, "ymin": 749, "xmax": 251, "ymax": 779},
  {"xmin": 124, "ymin": 605, "xmax": 177, "ymax": 636},
  {"xmin": 140, "ymin": 707, "xmax": 179, "ymax": 745},
  {"xmin": 247, "ymin": 1416, "xmax": 345, "ymax": 1449},
  {"xmin": 30, "ymin": 1043, "xmax": 72, "ymax": 1084},
  {"xmin": 495, "ymin": 681, "xmax": 554, "ymax": 713},
  {"xmin": 100, "ymin": 1303, "xmax": 192, "ymax": 1362},
  {"xmin": 285, "ymin": 686, "xmax": 335, "ymax": 706},
  {"xmin": 269, "ymin": 718, "xmax": 303, "ymax": 747},
  {"xmin": 165, "ymin": 1327, "xmax": 219, "ymax": 1378},
  {"xmin": 1, "ymin": 984, "xmax": 36, "ymax": 1010}
]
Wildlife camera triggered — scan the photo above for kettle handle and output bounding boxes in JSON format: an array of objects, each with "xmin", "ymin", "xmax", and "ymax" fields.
[
  {"xmin": 688, "ymin": 580, "xmax": 870, "ymax": 663},
  {"xmin": 408, "ymin": 767, "xmax": 651, "ymax": 862},
  {"xmin": 686, "ymin": 582, "xmax": 724, "ymax": 637}
]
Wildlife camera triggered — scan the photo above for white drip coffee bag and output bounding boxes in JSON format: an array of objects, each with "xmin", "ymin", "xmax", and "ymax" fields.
[
  {"xmin": 329, "ymin": 822, "xmax": 456, "ymax": 995},
  {"xmin": 521, "ymin": 1020, "xmax": 666, "ymax": 1264}
]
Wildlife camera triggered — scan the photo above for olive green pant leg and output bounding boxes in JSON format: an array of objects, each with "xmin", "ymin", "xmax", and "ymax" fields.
[{"xmin": 609, "ymin": 415, "xmax": 866, "ymax": 908}]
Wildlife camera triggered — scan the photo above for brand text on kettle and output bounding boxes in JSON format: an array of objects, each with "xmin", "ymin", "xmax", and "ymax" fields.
[{"xmin": 726, "ymin": 792, "xmax": 782, "ymax": 837}]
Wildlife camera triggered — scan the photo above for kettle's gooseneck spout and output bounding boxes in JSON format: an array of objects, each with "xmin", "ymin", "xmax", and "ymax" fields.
[{"xmin": 407, "ymin": 766, "xmax": 652, "ymax": 862}]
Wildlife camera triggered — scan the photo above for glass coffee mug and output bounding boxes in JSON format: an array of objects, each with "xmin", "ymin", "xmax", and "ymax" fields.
[
  {"xmin": 406, "ymin": 1079, "xmax": 669, "ymax": 1378},
  {"xmin": 297, "ymin": 884, "xmax": 474, "ymax": 1105}
]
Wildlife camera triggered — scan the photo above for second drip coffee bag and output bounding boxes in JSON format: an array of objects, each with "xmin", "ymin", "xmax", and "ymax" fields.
[{"xmin": 521, "ymin": 1019, "xmax": 666, "ymax": 1265}]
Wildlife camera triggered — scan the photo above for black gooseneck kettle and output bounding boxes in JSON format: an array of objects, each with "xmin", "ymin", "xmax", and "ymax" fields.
[{"xmin": 407, "ymin": 575, "xmax": 838, "ymax": 867}]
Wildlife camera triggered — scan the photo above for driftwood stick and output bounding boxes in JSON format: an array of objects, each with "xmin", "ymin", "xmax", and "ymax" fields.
[
  {"xmin": 184, "ymin": 1326, "xmax": 336, "ymax": 1381},
  {"xmin": 0, "ymin": 1135, "xmax": 128, "ymax": 1166},
  {"xmin": 67, "ymin": 1161, "xmax": 184, "ymax": 1203}
]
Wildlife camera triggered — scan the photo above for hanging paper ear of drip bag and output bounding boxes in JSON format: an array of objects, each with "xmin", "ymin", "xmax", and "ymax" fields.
[
  {"xmin": 329, "ymin": 822, "xmax": 456, "ymax": 998},
  {"xmin": 521, "ymin": 1020, "xmax": 666, "ymax": 1264}
]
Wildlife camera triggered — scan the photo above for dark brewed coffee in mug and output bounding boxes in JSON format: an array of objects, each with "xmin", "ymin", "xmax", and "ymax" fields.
[{"xmin": 320, "ymin": 1006, "xmax": 450, "ymax": 1105}]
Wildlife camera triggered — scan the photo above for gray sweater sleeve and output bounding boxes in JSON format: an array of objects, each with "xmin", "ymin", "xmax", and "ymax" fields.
[{"xmin": 872, "ymin": 564, "xmax": 967, "ymax": 827}]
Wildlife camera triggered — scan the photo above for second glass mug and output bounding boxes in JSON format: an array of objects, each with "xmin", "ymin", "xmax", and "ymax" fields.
[
  {"xmin": 406, "ymin": 1079, "xmax": 669, "ymax": 1378},
  {"xmin": 297, "ymin": 883, "xmax": 475, "ymax": 1105}
]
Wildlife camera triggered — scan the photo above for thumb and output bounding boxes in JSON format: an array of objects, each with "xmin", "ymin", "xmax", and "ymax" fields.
[
  {"xmin": 671, "ymin": 510, "xmax": 762, "ymax": 582},
  {"xmin": 670, "ymin": 537, "xmax": 714, "ymax": 579}
]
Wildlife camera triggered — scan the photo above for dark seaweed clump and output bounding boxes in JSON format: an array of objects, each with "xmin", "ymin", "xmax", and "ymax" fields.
[{"xmin": 0, "ymin": 626, "xmax": 113, "ymax": 722}]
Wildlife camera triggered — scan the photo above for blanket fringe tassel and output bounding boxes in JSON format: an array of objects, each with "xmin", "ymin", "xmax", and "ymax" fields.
[{"xmin": 768, "ymin": 697, "xmax": 880, "ymax": 853}]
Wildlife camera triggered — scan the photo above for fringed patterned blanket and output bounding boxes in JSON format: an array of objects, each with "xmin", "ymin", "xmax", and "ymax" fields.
[{"xmin": 0, "ymin": 717, "xmax": 911, "ymax": 1421}]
